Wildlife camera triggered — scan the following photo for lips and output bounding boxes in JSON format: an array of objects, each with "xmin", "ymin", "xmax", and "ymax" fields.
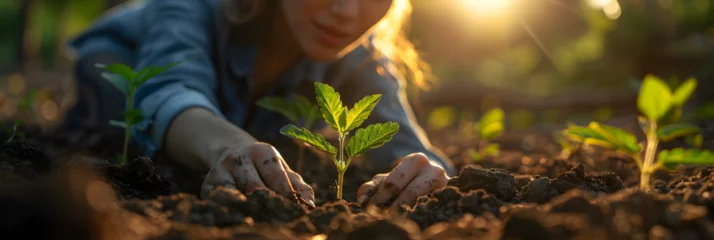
[{"xmin": 313, "ymin": 20, "xmax": 350, "ymax": 48}]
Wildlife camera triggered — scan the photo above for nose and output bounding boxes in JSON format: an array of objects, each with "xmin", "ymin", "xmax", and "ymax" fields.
[{"xmin": 329, "ymin": 0, "xmax": 359, "ymax": 22}]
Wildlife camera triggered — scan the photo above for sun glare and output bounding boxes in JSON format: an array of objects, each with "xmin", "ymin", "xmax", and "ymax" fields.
[{"xmin": 460, "ymin": 0, "xmax": 514, "ymax": 17}]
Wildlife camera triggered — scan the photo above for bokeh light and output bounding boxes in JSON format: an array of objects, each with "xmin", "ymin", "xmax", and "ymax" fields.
[
  {"xmin": 588, "ymin": 0, "xmax": 622, "ymax": 19},
  {"xmin": 40, "ymin": 100, "xmax": 58, "ymax": 121}
]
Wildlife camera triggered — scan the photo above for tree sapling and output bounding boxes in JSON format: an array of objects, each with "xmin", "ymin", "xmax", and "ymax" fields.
[
  {"xmin": 280, "ymin": 82, "xmax": 399, "ymax": 199},
  {"xmin": 1, "ymin": 89, "xmax": 37, "ymax": 142},
  {"xmin": 565, "ymin": 75, "xmax": 713, "ymax": 189},
  {"xmin": 470, "ymin": 108, "xmax": 505, "ymax": 162},
  {"xmin": 257, "ymin": 95, "xmax": 320, "ymax": 174},
  {"xmin": 96, "ymin": 61, "xmax": 181, "ymax": 165}
]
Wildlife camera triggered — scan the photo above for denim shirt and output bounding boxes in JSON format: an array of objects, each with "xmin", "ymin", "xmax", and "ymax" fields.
[{"xmin": 67, "ymin": 0, "xmax": 454, "ymax": 175}]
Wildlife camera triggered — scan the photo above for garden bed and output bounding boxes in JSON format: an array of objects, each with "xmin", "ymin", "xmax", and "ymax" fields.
[{"xmin": 1, "ymin": 121, "xmax": 714, "ymax": 240}]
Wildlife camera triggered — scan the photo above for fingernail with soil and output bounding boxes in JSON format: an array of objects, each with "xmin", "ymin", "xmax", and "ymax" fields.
[
  {"xmin": 357, "ymin": 195, "xmax": 368, "ymax": 205},
  {"xmin": 307, "ymin": 200, "xmax": 315, "ymax": 208}
]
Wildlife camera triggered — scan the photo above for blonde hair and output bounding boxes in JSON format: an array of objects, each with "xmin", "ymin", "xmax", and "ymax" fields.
[
  {"xmin": 222, "ymin": 0, "xmax": 433, "ymax": 89},
  {"xmin": 369, "ymin": 0, "xmax": 432, "ymax": 89}
]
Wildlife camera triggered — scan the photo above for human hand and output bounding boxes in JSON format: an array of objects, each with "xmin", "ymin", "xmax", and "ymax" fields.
[
  {"xmin": 200, "ymin": 142, "xmax": 315, "ymax": 208},
  {"xmin": 356, "ymin": 153, "xmax": 449, "ymax": 210}
]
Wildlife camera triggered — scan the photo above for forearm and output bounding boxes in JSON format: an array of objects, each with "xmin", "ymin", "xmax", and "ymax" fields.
[{"xmin": 165, "ymin": 107, "xmax": 257, "ymax": 171}]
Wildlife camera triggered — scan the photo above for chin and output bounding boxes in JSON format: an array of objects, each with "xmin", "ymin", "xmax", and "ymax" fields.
[
  {"xmin": 303, "ymin": 41, "xmax": 357, "ymax": 62},
  {"xmin": 304, "ymin": 48, "xmax": 342, "ymax": 62}
]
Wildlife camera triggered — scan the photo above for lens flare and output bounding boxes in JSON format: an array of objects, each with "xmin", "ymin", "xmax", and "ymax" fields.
[{"xmin": 460, "ymin": 0, "xmax": 514, "ymax": 17}]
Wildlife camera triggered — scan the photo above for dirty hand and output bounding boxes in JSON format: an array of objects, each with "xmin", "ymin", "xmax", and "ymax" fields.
[
  {"xmin": 200, "ymin": 142, "xmax": 315, "ymax": 208},
  {"xmin": 356, "ymin": 153, "xmax": 449, "ymax": 210}
]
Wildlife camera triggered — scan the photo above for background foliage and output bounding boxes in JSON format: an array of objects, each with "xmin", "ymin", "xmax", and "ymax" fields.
[{"xmin": 1, "ymin": 0, "xmax": 714, "ymax": 129}]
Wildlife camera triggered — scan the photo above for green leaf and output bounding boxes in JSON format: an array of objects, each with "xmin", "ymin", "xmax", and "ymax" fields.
[
  {"xmin": 658, "ymin": 123, "xmax": 700, "ymax": 142},
  {"xmin": 100, "ymin": 63, "xmax": 136, "ymax": 82},
  {"xmin": 480, "ymin": 122, "xmax": 504, "ymax": 140},
  {"xmin": 482, "ymin": 143, "xmax": 500, "ymax": 157},
  {"xmin": 100, "ymin": 72, "xmax": 130, "ymax": 96},
  {"xmin": 590, "ymin": 122, "xmax": 641, "ymax": 154},
  {"xmin": 346, "ymin": 122, "xmax": 399, "ymax": 159},
  {"xmin": 637, "ymin": 75, "xmax": 673, "ymax": 120},
  {"xmin": 314, "ymin": 82, "xmax": 346, "ymax": 132},
  {"xmin": 565, "ymin": 123, "xmax": 641, "ymax": 154},
  {"xmin": 135, "ymin": 61, "xmax": 182, "ymax": 86},
  {"xmin": 338, "ymin": 107, "xmax": 348, "ymax": 132},
  {"xmin": 479, "ymin": 108, "xmax": 505, "ymax": 129},
  {"xmin": 124, "ymin": 109, "xmax": 145, "ymax": 125},
  {"xmin": 427, "ymin": 106, "xmax": 456, "ymax": 130},
  {"xmin": 671, "ymin": 78, "xmax": 697, "ymax": 106},
  {"xmin": 295, "ymin": 96, "xmax": 320, "ymax": 129},
  {"xmin": 345, "ymin": 94, "xmax": 381, "ymax": 132},
  {"xmin": 17, "ymin": 90, "xmax": 37, "ymax": 111},
  {"xmin": 256, "ymin": 97, "xmax": 300, "ymax": 124},
  {"xmin": 109, "ymin": 120, "xmax": 127, "ymax": 129},
  {"xmin": 687, "ymin": 134, "xmax": 704, "ymax": 149},
  {"xmin": 280, "ymin": 124, "xmax": 337, "ymax": 158},
  {"xmin": 658, "ymin": 148, "xmax": 714, "ymax": 170},
  {"xmin": 470, "ymin": 149, "xmax": 482, "ymax": 163}
]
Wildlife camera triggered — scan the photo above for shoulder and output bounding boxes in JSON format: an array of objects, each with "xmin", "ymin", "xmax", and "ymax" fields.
[{"xmin": 67, "ymin": 0, "xmax": 223, "ymax": 59}]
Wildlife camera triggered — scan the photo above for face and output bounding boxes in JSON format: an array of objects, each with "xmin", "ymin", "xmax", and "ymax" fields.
[{"xmin": 280, "ymin": 0, "xmax": 394, "ymax": 61}]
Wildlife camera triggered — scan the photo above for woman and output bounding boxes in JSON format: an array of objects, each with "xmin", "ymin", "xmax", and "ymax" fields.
[{"xmin": 66, "ymin": 0, "xmax": 453, "ymax": 209}]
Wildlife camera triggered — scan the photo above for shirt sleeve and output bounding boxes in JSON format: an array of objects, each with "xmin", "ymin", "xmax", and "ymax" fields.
[
  {"xmin": 335, "ymin": 48, "xmax": 456, "ymax": 176},
  {"xmin": 132, "ymin": 0, "xmax": 224, "ymax": 157}
]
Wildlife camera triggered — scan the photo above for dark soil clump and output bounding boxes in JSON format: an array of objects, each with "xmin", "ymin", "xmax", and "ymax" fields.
[
  {"xmin": 447, "ymin": 166, "xmax": 517, "ymax": 201},
  {"xmin": 521, "ymin": 164, "xmax": 624, "ymax": 203},
  {"xmin": 0, "ymin": 140, "xmax": 53, "ymax": 180},
  {"xmin": 406, "ymin": 186, "xmax": 504, "ymax": 229},
  {"xmin": 96, "ymin": 156, "xmax": 177, "ymax": 200}
]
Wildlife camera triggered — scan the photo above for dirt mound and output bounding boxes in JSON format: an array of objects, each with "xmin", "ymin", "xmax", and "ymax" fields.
[
  {"xmin": 96, "ymin": 156, "xmax": 176, "ymax": 200},
  {"xmin": 521, "ymin": 164, "xmax": 625, "ymax": 203},
  {"xmin": 447, "ymin": 166, "xmax": 517, "ymax": 201}
]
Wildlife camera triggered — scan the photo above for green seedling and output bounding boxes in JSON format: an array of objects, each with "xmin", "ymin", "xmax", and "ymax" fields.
[
  {"xmin": 280, "ymin": 82, "xmax": 399, "ymax": 199},
  {"xmin": 565, "ymin": 75, "xmax": 712, "ymax": 189},
  {"xmin": 97, "ymin": 61, "xmax": 181, "ymax": 165},
  {"xmin": 470, "ymin": 108, "xmax": 504, "ymax": 163},
  {"xmin": 661, "ymin": 77, "xmax": 697, "ymax": 125},
  {"xmin": 1, "ymin": 89, "xmax": 37, "ymax": 142},
  {"xmin": 553, "ymin": 126, "xmax": 580, "ymax": 159},
  {"xmin": 257, "ymin": 95, "xmax": 320, "ymax": 174}
]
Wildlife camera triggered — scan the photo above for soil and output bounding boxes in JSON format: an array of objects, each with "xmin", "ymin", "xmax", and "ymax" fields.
[{"xmin": 1, "ymin": 120, "xmax": 714, "ymax": 239}]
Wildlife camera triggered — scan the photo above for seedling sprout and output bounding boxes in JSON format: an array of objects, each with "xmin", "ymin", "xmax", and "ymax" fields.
[
  {"xmin": 280, "ymin": 82, "xmax": 399, "ymax": 199},
  {"xmin": 97, "ymin": 61, "xmax": 181, "ymax": 165},
  {"xmin": 257, "ymin": 95, "xmax": 320, "ymax": 174},
  {"xmin": 565, "ymin": 75, "xmax": 714, "ymax": 189},
  {"xmin": 470, "ymin": 108, "xmax": 505, "ymax": 162}
]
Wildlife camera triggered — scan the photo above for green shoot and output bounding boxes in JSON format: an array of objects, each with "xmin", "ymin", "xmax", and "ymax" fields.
[
  {"xmin": 660, "ymin": 77, "xmax": 697, "ymax": 125},
  {"xmin": 553, "ymin": 126, "xmax": 580, "ymax": 159},
  {"xmin": 471, "ymin": 108, "xmax": 504, "ymax": 163},
  {"xmin": 280, "ymin": 82, "xmax": 399, "ymax": 199},
  {"xmin": 2, "ymin": 89, "xmax": 37, "ymax": 143},
  {"xmin": 565, "ymin": 75, "xmax": 712, "ymax": 189},
  {"xmin": 257, "ymin": 95, "xmax": 320, "ymax": 174},
  {"xmin": 96, "ymin": 61, "xmax": 181, "ymax": 165}
]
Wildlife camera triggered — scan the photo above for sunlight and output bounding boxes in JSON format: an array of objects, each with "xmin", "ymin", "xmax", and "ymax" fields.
[
  {"xmin": 460, "ymin": 0, "xmax": 514, "ymax": 17},
  {"xmin": 587, "ymin": 0, "xmax": 622, "ymax": 19}
]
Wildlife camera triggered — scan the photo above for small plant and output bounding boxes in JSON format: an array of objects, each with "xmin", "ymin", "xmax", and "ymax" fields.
[
  {"xmin": 280, "ymin": 82, "xmax": 399, "ymax": 199},
  {"xmin": 553, "ymin": 126, "xmax": 578, "ymax": 159},
  {"xmin": 257, "ymin": 95, "xmax": 320, "ymax": 174},
  {"xmin": 1, "ymin": 89, "xmax": 37, "ymax": 142},
  {"xmin": 470, "ymin": 108, "xmax": 505, "ymax": 162},
  {"xmin": 565, "ymin": 75, "xmax": 713, "ymax": 189},
  {"xmin": 97, "ymin": 61, "xmax": 181, "ymax": 165}
]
